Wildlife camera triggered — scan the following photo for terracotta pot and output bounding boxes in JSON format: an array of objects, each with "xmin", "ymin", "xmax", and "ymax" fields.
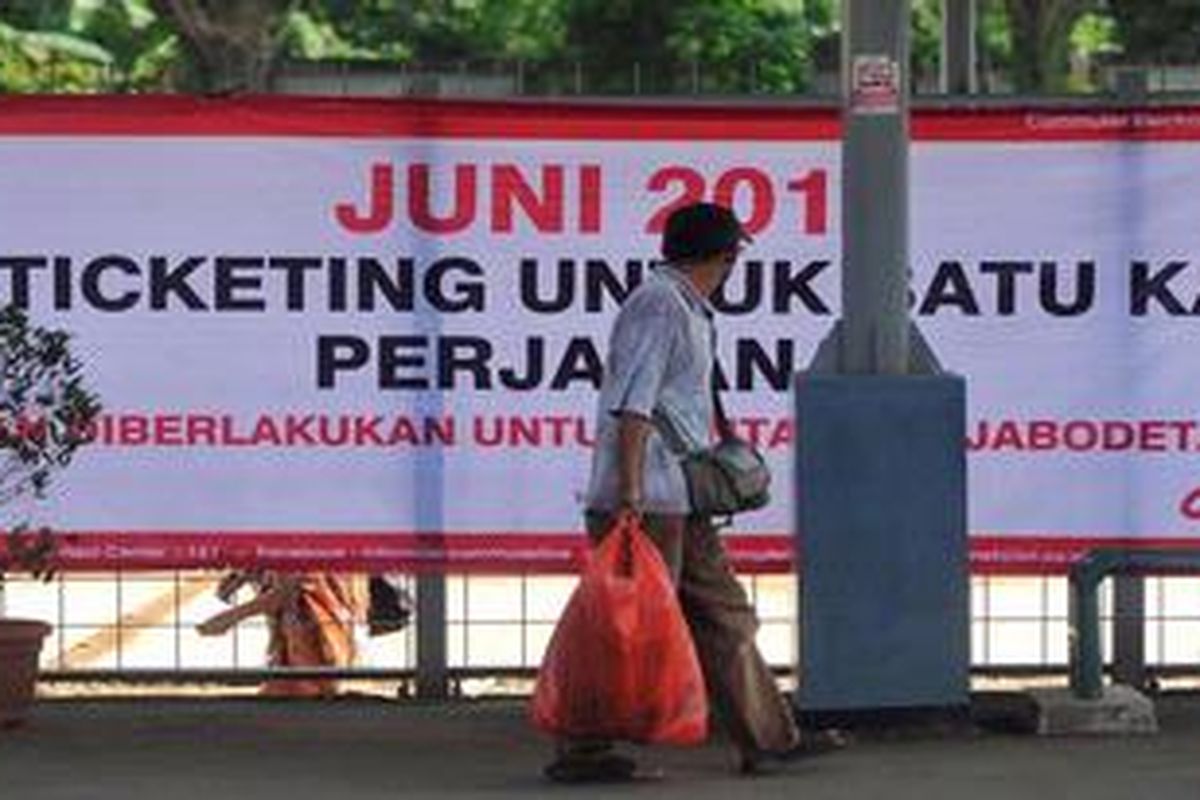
[{"xmin": 0, "ymin": 618, "xmax": 50, "ymax": 727}]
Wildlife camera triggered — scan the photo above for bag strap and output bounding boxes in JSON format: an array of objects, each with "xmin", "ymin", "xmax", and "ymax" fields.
[
  {"xmin": 703, "ymin": 316, "xmax": 735, "ymax": 441},
  {"xmin": 709, "ymin": 353, "xmax": 734, "ymax": 441},
  {"xmin": 653, "ymin": 355, "xmax": 733, "ymax": 450}
]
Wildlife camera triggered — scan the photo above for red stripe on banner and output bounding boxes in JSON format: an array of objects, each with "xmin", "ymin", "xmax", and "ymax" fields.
[
  {"xmin": 3, "ymin": 95, "xmax": 1200, "ymax": 141},
  {"xmin": 23, "ymin": 532, "xmax": 794, "ymax": 574},
  {"xmin": 914, "ymin": 108, "xmax": 1200, "ymax": 142},
  {"xmin": 5, "ymin": 531, "xmax": 1200, "ymax": 575},
  {"xmin": 0, "ymin": 95, "xmax": 840, "ymax": 140},
  {"xmin": 968, "ymin": 535, "xmax": 1200, "ymax": 575}
]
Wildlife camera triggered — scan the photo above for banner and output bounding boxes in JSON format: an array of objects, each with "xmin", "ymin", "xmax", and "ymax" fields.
[{"xmin": 2, "ymin": 96, "xmax": 1200, "ymax": 574}]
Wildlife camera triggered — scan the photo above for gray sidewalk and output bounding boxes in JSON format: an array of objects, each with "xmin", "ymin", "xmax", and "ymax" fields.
[{"xmin": 2, "ymin": 694, "xmax": 1198, "ymax": 799}]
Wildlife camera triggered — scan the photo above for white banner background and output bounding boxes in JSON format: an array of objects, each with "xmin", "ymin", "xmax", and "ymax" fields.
[{"xmin": 2, "ymin": 102, "xmax": 1199, "ymax": 570}]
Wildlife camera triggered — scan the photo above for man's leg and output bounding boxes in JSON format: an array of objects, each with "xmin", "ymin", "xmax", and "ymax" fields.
[{"xmin": 676, "ymin": 515, "xmax": 800, "ymax": 761}]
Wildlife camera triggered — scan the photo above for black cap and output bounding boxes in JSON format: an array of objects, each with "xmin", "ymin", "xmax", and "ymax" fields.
[{"xmin": 661, "ymin": 202, "xmax": 752, "ymax": 264}]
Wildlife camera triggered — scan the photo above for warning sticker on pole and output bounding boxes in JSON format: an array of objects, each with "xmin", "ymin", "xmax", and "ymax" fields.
[{"xmin": 851, "ymin": 55, "xmax": 901, "ymax": 114}]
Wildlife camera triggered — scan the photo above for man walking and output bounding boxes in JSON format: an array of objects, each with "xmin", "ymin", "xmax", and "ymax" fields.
[{"xmin": 545, "ymin": 202, "xmax": 840, "ymax": 782}]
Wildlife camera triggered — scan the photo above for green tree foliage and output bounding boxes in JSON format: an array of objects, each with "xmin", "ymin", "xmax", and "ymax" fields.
[
  {"xmin": 1002, "ymin": 0, "xmax": 1099, "ymax": 93},
  {"xmin": 1108, "ymin": 0, "xmax": 1200, "ymax": 64},
  {"xmin": 286, "ymin": 0, "xmax": 564, "ymax": 63},
  {"xmin": 0, "ymin": 0, "xmax": 180, "ymax": 92},
  {"xmin": 563, "ymin": 0, "xmax": 813, "ymax": 94},
  {"xmin": 1, "ymin": 0, "xmax": 1192, "ymax": 98},
  {"xmin": 0, "ymin": 0, "xmax": 76, "ymax": 30},
  {"xmin": 911, "ymin": 0, "xmax": 942, "ymax": 89},
  {"xmin": 0, "ymin": 0, "xmax": 113, "ymax": 92},
  {"xmin": 81, "ymin": 0, "xmax": 177, "ymax": 90}
]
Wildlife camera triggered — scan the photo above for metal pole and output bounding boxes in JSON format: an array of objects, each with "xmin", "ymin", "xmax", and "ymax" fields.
[
  {"xmin": 841, "ymin": 0, "xmax": 911, "ymax": 374},
  {"xmin": 941, "ymin": 0, "xmax": 977, "ymax": 95},
  {"xmin": 1068, "ymin": 568, "xmax": 1104, "ymax": 700},
  {"xmin": 1112, "ymin": 575, "xmax": 1146, "ymax": 689},
  {"xmin": 416, "ymin": 574, "xmax": 448, "ymax": 698},
  {"xmin": 413, "ymin": 237, "xmax": 450, "ymax": 699}
]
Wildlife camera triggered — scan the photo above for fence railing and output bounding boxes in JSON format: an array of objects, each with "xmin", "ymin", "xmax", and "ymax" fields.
[
  {"xmin": 4, "ymin": 571, "xmax": 1200, "ymax": 695},
  {"xmin": 8, "ymin": 56, "xmax": 1200, "ymax": 101},
  {"xmin": 1070, "ymin": 549, "xmax": 1200, "ymax": 699}
]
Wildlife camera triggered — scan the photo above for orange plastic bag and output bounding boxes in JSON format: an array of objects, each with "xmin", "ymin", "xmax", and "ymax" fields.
[{"xmin": 530, "ymin": 516, "xmax": 708, "ymax": 745}]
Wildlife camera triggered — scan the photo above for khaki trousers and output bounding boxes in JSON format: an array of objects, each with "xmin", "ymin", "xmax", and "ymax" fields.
[{"xmin": 583, "ymin": 511, "xmax": 800, "ymax": 754}]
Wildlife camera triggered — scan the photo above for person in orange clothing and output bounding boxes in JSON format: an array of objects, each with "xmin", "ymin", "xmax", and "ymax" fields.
[{"xmin": 197, "ymin": 570, "xmax": 365, "ymax": 697}]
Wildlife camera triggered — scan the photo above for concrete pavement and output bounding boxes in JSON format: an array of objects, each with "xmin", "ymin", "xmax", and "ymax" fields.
[{"xmin": 1, "ymin": 693, "xmax": 1198, "ymax": 799}]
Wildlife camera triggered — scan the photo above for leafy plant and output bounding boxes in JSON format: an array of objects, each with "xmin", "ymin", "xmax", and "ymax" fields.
[
  {"xmin": 3, "ymin": 524, "xmax": 56, "ymax": 581},
  {"xmin": 0, "ymin": 16, "xmax": 114, "ymax": 92},
  {"xmin": 0, "ymin": 305, "xmax": 101, "ymax": 582}
]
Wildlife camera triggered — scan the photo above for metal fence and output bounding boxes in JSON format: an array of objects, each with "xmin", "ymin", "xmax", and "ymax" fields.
[
  {"xmin": 269, "ymin": 58, "xmax": 1200, "ymax": 100},
  {"xmin": 8, "ymin": 54, "xmax": 1200, "ymax": 100},
  {"xmin": 3, "ymin": 571, "xmax": 1200, "ymax": 694}
]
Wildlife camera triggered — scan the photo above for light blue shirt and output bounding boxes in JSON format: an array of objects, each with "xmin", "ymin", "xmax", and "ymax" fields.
[{"xmin": 585, "ymin": 266, "xmax": 716, "ymax": 514}]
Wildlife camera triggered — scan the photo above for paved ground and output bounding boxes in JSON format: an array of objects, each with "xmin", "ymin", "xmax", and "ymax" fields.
[{"xmin": 2, "ymin": 693, "xmax": 1198, "ymax": 799}]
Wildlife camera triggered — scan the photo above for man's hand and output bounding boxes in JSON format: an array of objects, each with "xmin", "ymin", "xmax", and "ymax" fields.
[{"xmin": 616, "ymin": 495, "xmax": 643, "ymax": 522}]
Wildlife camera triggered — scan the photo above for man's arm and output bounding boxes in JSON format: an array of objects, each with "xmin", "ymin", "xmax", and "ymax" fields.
[{"xmin": 615, "ymin": 411, "xmax": 654, "ymax": 513}]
